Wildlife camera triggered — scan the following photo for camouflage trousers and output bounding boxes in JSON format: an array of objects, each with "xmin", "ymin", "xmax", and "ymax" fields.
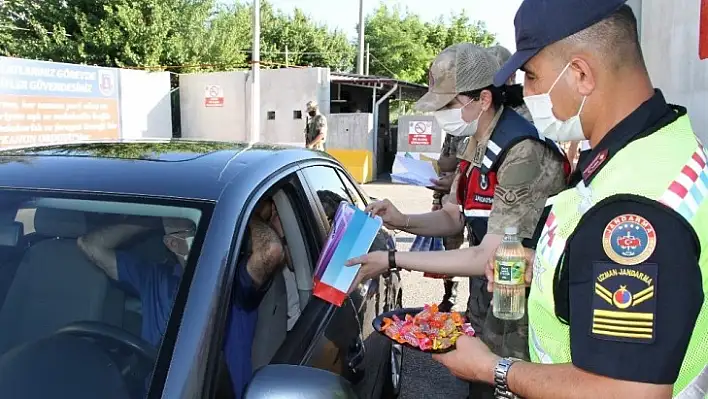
[{"xmin": 466, "ymin": 276, "xmax": 530, "ymax": 398}]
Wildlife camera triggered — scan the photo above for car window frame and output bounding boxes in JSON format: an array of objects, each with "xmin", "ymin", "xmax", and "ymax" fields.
[
  {"xmin": 0, "ymin": 188, "xmax": 213, "ymax": 399},
  {"xmin": 199, "ymin": 168, "xmax": 307, "ymax": 399},
  {"xmin": 335, "ymin": 169, "xmax": 369, "ymax": 210},
  {"xmin": 298, "ymin": 165, "xmax": 358, "ymax": 224},
  {"xmin": 269, "ymin": 170, "xmax": 338, "ymax": 366}
]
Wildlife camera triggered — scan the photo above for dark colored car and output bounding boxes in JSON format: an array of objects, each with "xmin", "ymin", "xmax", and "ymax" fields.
[{"xmin": 0, "ymin": 141, "xmax": 403, "ymax": 399}]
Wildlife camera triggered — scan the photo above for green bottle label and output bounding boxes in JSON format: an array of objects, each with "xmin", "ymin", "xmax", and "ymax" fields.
[{"xmin": 495, "ymin": 260, "xmax": 525, "ymax": 285}]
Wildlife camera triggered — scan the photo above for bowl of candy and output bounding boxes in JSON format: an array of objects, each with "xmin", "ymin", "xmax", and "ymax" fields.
[{"xmin": 373, "ymin": 304, "xmax": 475, "ymax": 353}]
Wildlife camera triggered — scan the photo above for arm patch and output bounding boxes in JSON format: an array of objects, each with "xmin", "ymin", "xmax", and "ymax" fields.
[{"xmin": 591, "ymin": 261, "xmax": 657, "ymax": 344}]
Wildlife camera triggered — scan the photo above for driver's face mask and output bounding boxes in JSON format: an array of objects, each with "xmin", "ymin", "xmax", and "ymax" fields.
[{"xmin": 167, "ymin": 232, "xmax": 194, "ymax": 263}]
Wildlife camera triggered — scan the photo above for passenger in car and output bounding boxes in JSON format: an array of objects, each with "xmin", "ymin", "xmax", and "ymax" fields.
[
  {"xmin": 76, "ymin": 202, "xmax": 287, "ymax": 398},
  {"xmin": 77, "ymin": 216, "xmax": 193, "ymax": 347}
]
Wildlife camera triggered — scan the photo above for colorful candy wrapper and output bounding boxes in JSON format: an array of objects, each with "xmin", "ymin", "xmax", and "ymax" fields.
[{"xmin": 379, "ymin": 305, "xmax": 475, "ymax": 351}]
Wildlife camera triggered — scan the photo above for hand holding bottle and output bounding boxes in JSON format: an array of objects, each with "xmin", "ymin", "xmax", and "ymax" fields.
[{"xmin": 485, "ymin": 246, "xmax": 535, "ymax": 293}]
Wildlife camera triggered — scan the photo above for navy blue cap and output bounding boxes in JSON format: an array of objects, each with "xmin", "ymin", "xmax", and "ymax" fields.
[{"xmin": 493, "ymin": 0, "xmax": 628, "ymax": 87}]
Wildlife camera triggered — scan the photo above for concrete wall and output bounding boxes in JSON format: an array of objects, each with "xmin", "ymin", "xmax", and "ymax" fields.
[
  {"xmin": 396, "ymin": 114, "xmax": 444, "ymax": 157},
  {"xmin": 179, "ymin": 71, "xmax": 248, "ymax": 142},
  {"xmin": 261, "ymin": 68, "xmax": 330, "ymax": 146},
  {"xmin": 118, "ymin": 69, "xmax": 172, "ymax": 139},
  {"xmin": 179, "ymin": 67, "xmax": 330, "ymax": 146},
  {"xmin": 637, "ymin": 0, "xmax": 708, "ymax": 141}
]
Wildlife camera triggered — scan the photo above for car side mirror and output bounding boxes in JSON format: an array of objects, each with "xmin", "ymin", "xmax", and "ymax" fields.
[{"xmin": 244, "ymin": 364, "xmax": 358, "ymax": 399}]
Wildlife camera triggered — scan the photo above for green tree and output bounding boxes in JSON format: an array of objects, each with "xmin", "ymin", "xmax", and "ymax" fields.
[
  {"xmin": 0, "ymin": 0, "xmax": 353, "ymax": 72},
  {"xmin": 364, "ymin": 4, "xmax": 497, "ymax": 84},
  {"xmin": 364, "ymin": 5, "xmax": 434, "ymax": 83},
  {"xmin": 253, "ymin": 2, "xmax": 354, "ymax": 71},
  {"xmin": 0, "ymin": 0, "xmax": 247, "ymax": 72}
]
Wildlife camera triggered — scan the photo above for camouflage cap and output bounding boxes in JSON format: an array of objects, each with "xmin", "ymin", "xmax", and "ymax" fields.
[
  {"xmin": 415, "ymin": 43, "xmax": 502, "ymax": 112},
  {"xmin": 306, "ymin": 101, "xmax": 318, "ymax": 111},
  {"xmin": 487, "ymin": 45, "xmax": 513, "ymax": 65}
]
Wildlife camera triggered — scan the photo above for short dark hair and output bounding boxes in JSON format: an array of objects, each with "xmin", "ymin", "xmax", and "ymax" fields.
[
  {"xmin": 461, "ymin": 84, "xmax": 525, "ymax": 111},
  {"xmin": 553, "ymin": 5, "xmax": 644, "ymax": 71}
]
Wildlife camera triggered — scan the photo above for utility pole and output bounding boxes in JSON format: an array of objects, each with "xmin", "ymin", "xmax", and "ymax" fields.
[
  {"xmin": 285, "ymin": 45, "xmax": 289, "ymax": 67},
  {"xmin": 357, "ymin": 0, "xmax": 365, "ymax": 75},
  {"xmin": 251, "ymin": 0, "xmax": 261, "ymax": 144},
  {"xmin": 365, "ymin": 42, "xmax": 370, "ymax": 75}
]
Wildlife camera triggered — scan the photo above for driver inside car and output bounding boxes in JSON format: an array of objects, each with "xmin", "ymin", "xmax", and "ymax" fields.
[{"xmin": 77, "ymin": 198, "xmax": 288, "ymax": 398}]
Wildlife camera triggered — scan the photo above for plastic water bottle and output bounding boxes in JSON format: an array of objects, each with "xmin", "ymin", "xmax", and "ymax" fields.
[{"xmin": 493, "ymin": 226, "xmax": 526, "ymax": 320}]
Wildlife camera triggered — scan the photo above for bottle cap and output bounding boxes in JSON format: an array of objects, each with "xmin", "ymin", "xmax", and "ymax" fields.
[{"xmin": 504, "ymin": 226, "xmax": 518, "ymax": 235}]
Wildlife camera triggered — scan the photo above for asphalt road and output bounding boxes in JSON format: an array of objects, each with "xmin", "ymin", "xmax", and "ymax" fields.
[{"xmin": 363, "ymin": 182, "xmax": 469, "ymax": 399}]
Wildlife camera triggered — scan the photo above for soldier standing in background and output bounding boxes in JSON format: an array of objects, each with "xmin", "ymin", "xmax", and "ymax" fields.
[{"xmin": 305, "ymin": 101, "xmax": 327, "ymax": 151}]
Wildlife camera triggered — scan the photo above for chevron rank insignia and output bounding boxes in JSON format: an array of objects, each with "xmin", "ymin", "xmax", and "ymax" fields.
[{"xmin": 591, "ymin": 261, "xmax": 657, "ymax": 344}]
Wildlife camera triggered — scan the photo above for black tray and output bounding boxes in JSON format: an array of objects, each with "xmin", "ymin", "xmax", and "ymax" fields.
[{"xmin": 372, "ymin": 307, "xmax": 469, "ymax": 354}]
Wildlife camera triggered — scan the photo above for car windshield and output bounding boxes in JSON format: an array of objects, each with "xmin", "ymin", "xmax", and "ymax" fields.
[{"xmin": 0, "ymin": 190, "xmax": 206, "ymax": 399}]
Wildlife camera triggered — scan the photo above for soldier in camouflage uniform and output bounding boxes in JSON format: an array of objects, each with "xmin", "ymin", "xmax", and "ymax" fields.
[
  {"xmin": 305, "ymin": 101, "xmax": 327, "ymax": 151},
  {"xmin": 431, "ymin": 133, "xmax": 465, "ymax": 312},
  {"xmin": 346, "ymin": 43, "xmax": 569, "ymax": 399}
]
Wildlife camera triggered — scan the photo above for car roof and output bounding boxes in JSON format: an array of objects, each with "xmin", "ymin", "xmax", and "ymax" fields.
[{"xmin": 0, "ymin": 139, "xmax": 332, "ymax": 201}]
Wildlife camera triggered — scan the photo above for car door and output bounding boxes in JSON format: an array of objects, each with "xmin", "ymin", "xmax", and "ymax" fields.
[
  {"xmin": 268, "ymin": 166, "xmax": 364, "ymax": 388},
  {"xmin": 296, "ymin": 164, "xmax": 397, "ymax": 397}
]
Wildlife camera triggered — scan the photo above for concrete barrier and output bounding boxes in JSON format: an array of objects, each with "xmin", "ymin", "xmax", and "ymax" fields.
[{"xmin": 326, "ymin": 148, "xmax": 373, "ymax": 183}]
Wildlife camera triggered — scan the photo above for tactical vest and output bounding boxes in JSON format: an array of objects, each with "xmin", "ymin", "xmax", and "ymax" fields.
[
  {"xmin": 456, "ymin": 107, "xmax": 570, "ymax": 244},
  {"xmin": 528, "ymin": 114, "xmax": 708, "ymax": 397}
]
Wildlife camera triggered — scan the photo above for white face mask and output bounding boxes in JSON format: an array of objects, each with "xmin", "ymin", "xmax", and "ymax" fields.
[
  {"xmin": 523, "ymin": 62, "xmax": 587, "ymax": 142},
  {"xmin": 433, "ymin": 100, "xmax": 482, "ymax": 137},
  {"xmin": 178, "ymin": 236, "xmax": 194, "ymax": 263}
]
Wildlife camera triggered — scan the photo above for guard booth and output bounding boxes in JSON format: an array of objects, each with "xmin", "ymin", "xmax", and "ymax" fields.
[{"xmin": 326, "ymin": 73, "xmax": 427, "ymax": 183}]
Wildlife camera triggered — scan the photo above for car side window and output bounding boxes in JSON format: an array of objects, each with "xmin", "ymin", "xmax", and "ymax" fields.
[
  {"xmin": 335, "ymin": 170, "xmax": 367, "ymax": 211},
  {"xmin": 215, "ymin": 186, "xmax": 312, "ymax": 397},
  {"xmin": 300, "ymin": 166, "xmax": 356, "ymax": 224}
]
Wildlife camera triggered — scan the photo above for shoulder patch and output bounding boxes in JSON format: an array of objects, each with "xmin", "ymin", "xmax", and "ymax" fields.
[
  {"xmin": 494, "ymin": 185, "xmax": 530, "ymax": 206},
  {"xmin": 602, "ymin": 214, "xmax": 656, "ymax": 266},
  {"xmin": 591, "ymin": 261, "xmax": 657, "ymax": 344}
]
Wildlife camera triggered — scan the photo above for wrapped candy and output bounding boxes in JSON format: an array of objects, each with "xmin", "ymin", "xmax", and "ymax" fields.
[{"xmin": 379, "ymin": 304, "xmax": 476, "ymax": 351}]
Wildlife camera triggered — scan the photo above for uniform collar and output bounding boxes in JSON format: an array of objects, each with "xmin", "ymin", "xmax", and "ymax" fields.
[
  {"xmin": 571, "ymin": 90, "xmax": 683, "ymax": 186},
  {"xmin": 476, "ymin": 105, "xmax": 504, "ymax": 147},
  {"xmin": 460, "ymin": 106, "xmax": 505, "ymax": 165}
]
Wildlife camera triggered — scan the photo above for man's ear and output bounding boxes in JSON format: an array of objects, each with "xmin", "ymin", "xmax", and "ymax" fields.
[{"xmin": 570, "ymin": 57, "xmax": 595, "ymax": 97}]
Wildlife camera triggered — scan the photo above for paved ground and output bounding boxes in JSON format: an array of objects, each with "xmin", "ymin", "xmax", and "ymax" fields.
[{"xmin": 363, "ymin": 181, "xmax": 469, "ymax": 399}]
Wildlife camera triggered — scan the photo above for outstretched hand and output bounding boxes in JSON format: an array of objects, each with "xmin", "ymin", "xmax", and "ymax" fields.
[
  {"xmin": 428, "ymin": 173, "xmax": 455, "ymax": 192},
  {"xmin": 345, "ymin": 251, "xmax": 389, "ymax": 292},
  {"xmin": 432, "ymin": 335, "xmax": 499, "ymax": 384},
  {"xmin": 365, "ymin": 199, "xmax": 407, "ymax": 230}
]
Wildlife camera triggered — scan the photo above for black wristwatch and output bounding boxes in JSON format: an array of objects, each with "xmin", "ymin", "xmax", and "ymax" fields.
[
  {"xmin": 388, "ymin": 248, "xmax": 398, "ymax": 272},
  {"xmin": 494, "ymin": 357, "xmax": 521, "ymax": 399}
]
